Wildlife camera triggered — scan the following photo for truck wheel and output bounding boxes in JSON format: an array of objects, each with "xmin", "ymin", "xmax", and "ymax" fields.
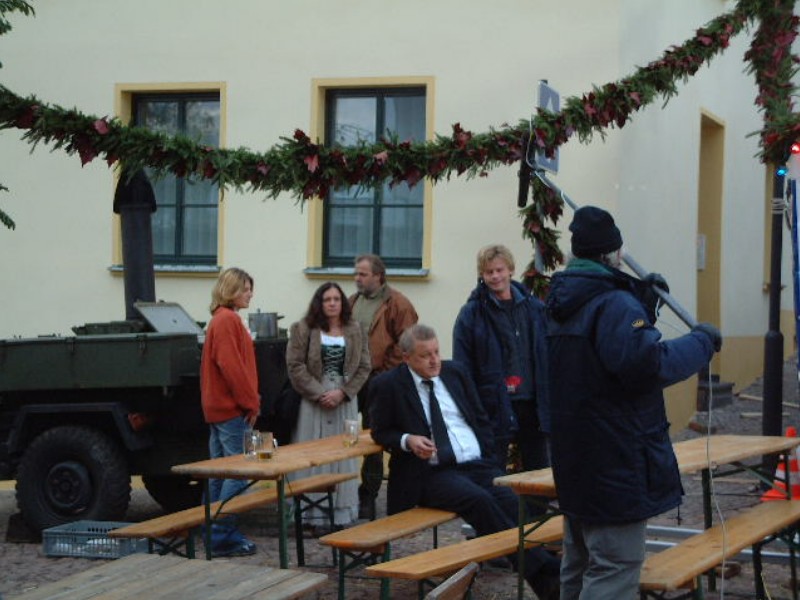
[
  {"xmin": 142, "ymin": 474, "xmax": 202, "ymax": 512},
  {"xmin": 16, "ymin": 425, "xmax": 131, "ymax": 531}
]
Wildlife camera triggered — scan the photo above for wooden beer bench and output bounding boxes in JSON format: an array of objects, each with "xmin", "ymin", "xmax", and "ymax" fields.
[
  {"xmin": 639, "ymin": 499, "xmax": 800, "ymax": 599},
  {"xmin": 318, "ymin": 507, "xmax": 458, "ymax": 600},
  {"xmin": 110, "ymin": 472, "xmax": 356, "ymax": 560},
  {"xmin": 363, "ymin": 515, "xmax": 564, "ymax": 600}
]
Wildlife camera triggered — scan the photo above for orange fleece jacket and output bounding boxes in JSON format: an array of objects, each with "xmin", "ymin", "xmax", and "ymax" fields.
[{"xmin": 200, "ymin": 306, "xmax": 260, "ymax": 424}]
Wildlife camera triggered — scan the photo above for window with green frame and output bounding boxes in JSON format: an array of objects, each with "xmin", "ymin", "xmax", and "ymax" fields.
[
  {"xmin": 323, "ymin": 87, "xmax": 425, "ymax": 269},
  {"xmin": 133, "ymin": 92, "xmax": 220, "ymax": 266}
]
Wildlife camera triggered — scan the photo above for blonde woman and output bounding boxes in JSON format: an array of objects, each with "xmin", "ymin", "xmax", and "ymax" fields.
[{"xmin": 200, "ymin": 267, "xmax": 259, "ymax": 557}]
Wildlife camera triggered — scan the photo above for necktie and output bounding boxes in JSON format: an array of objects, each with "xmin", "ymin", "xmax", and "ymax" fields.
[{"xmin": 423, "ymin": 380, "xmax": 456, "ymax": 467}]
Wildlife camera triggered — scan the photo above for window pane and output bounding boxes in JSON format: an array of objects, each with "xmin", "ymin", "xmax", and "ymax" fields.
[
  {"xmin": 152, "ymin": 206, "xmax": 176, "ymax": 256},
  {"xmin": 384, "ymin": 95, "xmax": 426, "ymax": 141},
  {"xmin": 149, "ymin": 171, "xmax": 178, "ymax": 207},
  {"xmin": 137, "ymin": 101, "xmax": 178, "ymax": 135},
  {"xmin": 182, "ymin": 206, "xmax": 218, "ymax": 256},
  {"xmin": 329, "ymin": 185, "xmax": 375, "ymax": 206},
  {"xmin": 184, "ymin": 176, "xmax": 218, "ymax": 206},
  {"xmin": 186, "ymin": 101, "xmax": 220, "ymax": 147},
  {"xmin": 382, "ymin": 181, "xmax": 423, "ymax": 207},
  {"xmin": 327, "ymin": 205, "xmax": 374, "ymax": 258},
  {"xmin": 333, "ymin": 97, "xmax": 376, "ymax": 146},
  {"xmin": 380, "ymin": 206, "xmax": 423, "ymax": 259}
]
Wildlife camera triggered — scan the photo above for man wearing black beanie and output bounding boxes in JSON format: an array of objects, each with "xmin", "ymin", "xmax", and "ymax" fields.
[{"xmin": 545, "ymin": 206, "xmax": 722, "ymax": 599}]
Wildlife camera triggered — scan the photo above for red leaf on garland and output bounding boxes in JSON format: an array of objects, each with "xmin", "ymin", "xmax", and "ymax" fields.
[
  {"xmin": 203, "ymin": 160, "xmax": 216, "ymax": 179},
  {"xmin": 74, "ymin": 135, "xmax": 97, "ymax": 166},
  {"xmin": 304, "ymin": 154, "xmax": 319, "ymax": 173},
  {"xmin": 373, "ymin": 150, "xmax": 389, "ymax": 164},
  {"xmin": 256, "ymin": 162, "xmax": 270, "ymax": 176},
  {"xmin": 93, "ymin": 118, "xmax": 110, "ymax": 135},
  {"xmin": 697, "ymin": 35, "xmax": 713, "ymax": 46},
  {"xmin": 15, "ymin": 104, "xmax": 40, "ymax": 129},
  {"xmin": 294, "ymin": 129, "xmax": 310, "ymax": 143},
  {"xmin": 405, "ymin": 167, "xmax": 423, "ymax": 187}
]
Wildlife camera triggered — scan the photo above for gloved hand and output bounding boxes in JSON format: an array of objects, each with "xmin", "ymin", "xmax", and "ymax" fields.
[
  {"xmin": 644, "ymin": 272, "xmax": 669, "ymax": 294},
  {"xmin": 641, "ymin": 273, "xmax": 669, "ymax": 322},
  {"xmin": 693, "ymin": 322, "xmax": 722, "ymax": 353}
]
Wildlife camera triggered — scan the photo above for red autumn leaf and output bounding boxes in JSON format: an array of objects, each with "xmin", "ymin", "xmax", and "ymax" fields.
[
  {"xmin": 76, "ymin": 139, "xmax": 97, "ymax": 166},
  {"xmin": 373, "ymin": 150, "xmax": 389, "ymax": 164},
  {"xmin": 304, "ymin": 154, "xmax": 319, "ymax": 173},
  {"xmin": 629, "ymin": 91, "xmax": 641, "ymax": 105},
  {"xmin": 256, "ymin": 162, "xmax": 270, "ymax": 176},
  {"xmin": 15, "ymin": 104, "xmax": 40, "ymax": 129},
  {"xmin": 93, "ymin": 118, "xmax": 110, "ymax": 135},
  {"xmin": 203, "ymin": 160, "xmax": 216, "ymax": 179},
  {"xmin": 405, "ymin": 167, "xmax": 423, "ymax": 187},
  {"xmin": 293, "ymin": 129, "xmax": 310, "ymax": 142},
  {"xmin": 697, "ymin": 35, "xmax": 713, "ymax": 46}
]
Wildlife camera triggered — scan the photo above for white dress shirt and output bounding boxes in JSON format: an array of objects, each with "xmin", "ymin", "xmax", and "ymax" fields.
[{"xmin": 401, "ymin": 369, "xmax": 482, "ymax": 464}]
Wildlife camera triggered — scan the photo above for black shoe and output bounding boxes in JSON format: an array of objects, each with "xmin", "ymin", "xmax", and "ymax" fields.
[{"xmin": 358, "ymin": 499, "xmax": 376, "ymax": 520}]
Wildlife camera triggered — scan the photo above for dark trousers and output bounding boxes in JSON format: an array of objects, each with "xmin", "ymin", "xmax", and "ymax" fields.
[
  {"xmin": 493, "ymin": 401, "xmax": 550, "ymax": 472},
  {"xmin": 419, "ymin": 459, "xmax": 556, "ymax": 583},
  {"xmin": 358, "ymin": 376, "xmax": 383, "ymax": 503},
  {"xmin": 493, "ymin": 401, "xmax": 551, "ymax": 516}
]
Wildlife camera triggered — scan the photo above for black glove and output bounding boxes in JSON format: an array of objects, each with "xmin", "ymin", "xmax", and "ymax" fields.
[
  {"xmin": 693, "ymin": 322, "xmax": 722, "ymax": 353},
  {"xmin": 644, "ymin": 272, "xmax": 669, "ymax": 294},
  {"xmin": 640, "ymin": 273, "xmax": 669, "ymax": 322}
]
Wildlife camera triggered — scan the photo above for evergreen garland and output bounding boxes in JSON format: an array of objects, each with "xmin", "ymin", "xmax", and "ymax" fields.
[{"xmin": 0, "ymin": 0, "xmax": 797, "ymax": 294}]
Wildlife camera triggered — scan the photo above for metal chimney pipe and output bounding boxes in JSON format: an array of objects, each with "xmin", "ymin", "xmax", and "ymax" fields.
[{"xmin": 113, "ymin": 169, "xmax": 157, "ymax": 321}]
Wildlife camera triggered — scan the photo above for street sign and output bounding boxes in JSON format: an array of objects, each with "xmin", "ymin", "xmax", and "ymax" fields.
[{"xmin": 536, "ymin": 80, "xmax": 560, "ymax": 173}]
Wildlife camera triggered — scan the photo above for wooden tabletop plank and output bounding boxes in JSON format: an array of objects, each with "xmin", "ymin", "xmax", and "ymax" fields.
[
  {"xmin": 172, "ymin": 431, "xmax": 380, "ymax": 480},
  {"xmin": 672, "ymin": 434, "xmax": 800, "ymax": 473},
  {"xmin": 7, "ymin": 554, "xmax": 326, "ymax": 600},
  {"xmin": 6, "ymin": 554, "xmax": 162, "ymax": 600},
  {"xmin": 494, "ymin": 434, "xmax": 800, "ymax": 496}
]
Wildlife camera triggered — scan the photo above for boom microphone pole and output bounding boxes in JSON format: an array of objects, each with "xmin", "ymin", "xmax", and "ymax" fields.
[{"xmin": 535, "ymin": 170, "xmax": 698, "ymax": 328}]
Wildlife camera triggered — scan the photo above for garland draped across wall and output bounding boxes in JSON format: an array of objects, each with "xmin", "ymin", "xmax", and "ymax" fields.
[{"xmin": 0, "ymin": 0, "xmax": 798, "ymax": 294}]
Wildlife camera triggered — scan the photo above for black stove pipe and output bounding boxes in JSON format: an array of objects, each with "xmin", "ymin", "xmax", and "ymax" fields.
[{"xmin": 113, "ymin": 169, "xmax": 157, "ymax": 321}]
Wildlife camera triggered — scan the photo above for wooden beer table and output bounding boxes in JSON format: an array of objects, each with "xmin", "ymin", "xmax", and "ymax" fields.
[
  {"xmin": 7, "ymin": 552, "xmax": 327, "ymax": 600},
  {"xmin": 173, "ymin": 430, "xmax": 382, "ymax": 567},
  {"xmin": 494, "ymin": 434, "xmax": 800, "ymax": 600}
]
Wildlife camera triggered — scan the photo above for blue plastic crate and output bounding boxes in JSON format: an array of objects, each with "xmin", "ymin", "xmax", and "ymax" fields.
[{"xmin": 42, "ymin": 520, "xmax": 147, "ymax": 559}]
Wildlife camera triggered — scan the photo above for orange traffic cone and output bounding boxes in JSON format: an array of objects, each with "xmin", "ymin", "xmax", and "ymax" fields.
[{"xmin": 762, "ymin": 426, "xmax": 800, "ymax": 501}]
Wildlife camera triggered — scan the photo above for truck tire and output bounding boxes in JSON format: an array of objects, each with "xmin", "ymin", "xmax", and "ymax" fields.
[
  {"xmin": 16, "ymin": 425, "xmax": 131, "ymax": 532},
  {"xmin": 142, "ymin": 474, "xmax": 202, "ymax": 512}
]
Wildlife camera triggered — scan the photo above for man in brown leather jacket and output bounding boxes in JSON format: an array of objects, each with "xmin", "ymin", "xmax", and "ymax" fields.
[{"xmin": 350, "ymin": 254, "xmax": 418, "ymax": 519}]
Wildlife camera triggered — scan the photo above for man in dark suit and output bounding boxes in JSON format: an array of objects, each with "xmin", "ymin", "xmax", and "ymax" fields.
[{"xmin": 370, "ymin": 324, "xmax": 560, "ymax": 600}]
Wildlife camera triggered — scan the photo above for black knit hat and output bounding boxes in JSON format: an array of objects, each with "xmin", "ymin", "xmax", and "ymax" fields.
[{"xmin": 569, "ymin": 206, "xmax": 623, "ymax": 257}]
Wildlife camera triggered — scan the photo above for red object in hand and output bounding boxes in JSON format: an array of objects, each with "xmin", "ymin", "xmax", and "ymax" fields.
[{"xmin": 505, "ymin": 375, "xmax": 522, "ymax": 393}]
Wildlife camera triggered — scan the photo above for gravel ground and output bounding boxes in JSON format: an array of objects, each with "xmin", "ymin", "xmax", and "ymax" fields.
[{"xmin": 2, "ymin": 358, "xmax": 800, "ymax": 599}]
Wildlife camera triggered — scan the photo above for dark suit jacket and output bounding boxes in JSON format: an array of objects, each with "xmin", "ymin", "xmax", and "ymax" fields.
[{"xmin": 370, "ymin": 361, "xmax": 495, "ymax": 514}]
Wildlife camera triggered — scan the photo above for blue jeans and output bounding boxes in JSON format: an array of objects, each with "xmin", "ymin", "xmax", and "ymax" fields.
[{"xmin": 206, "ymin": 416, "xmax": 250, "ymax": 550}]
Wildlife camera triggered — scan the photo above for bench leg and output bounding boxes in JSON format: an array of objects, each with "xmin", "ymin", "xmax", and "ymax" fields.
[
  {"xmin": 790, "ymin": 530, "xmax": 799, "ymax": 600},
  {"xmin": 380, "ymin": 545, "xmax": 391, "ymax": 600},
  {"xmin": 294, "ymin": 489, "xmax": 339, "ymax": 568},
  {"xmin": 294, "ymin": 496, "xmax": 305, "ymax": 567},
  {"xmin": 753, "ymin": 542, "xmax": 766, "ymax": 599},
  {"xmin": 203, "ymin": 480, "xmax": 213, "ymax": 560}
]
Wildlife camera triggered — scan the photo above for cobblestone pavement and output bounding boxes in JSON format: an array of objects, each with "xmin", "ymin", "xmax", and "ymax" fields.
[{"xmin": 2, "ymin": 358, "xmax": 800, "ymax": 599}]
